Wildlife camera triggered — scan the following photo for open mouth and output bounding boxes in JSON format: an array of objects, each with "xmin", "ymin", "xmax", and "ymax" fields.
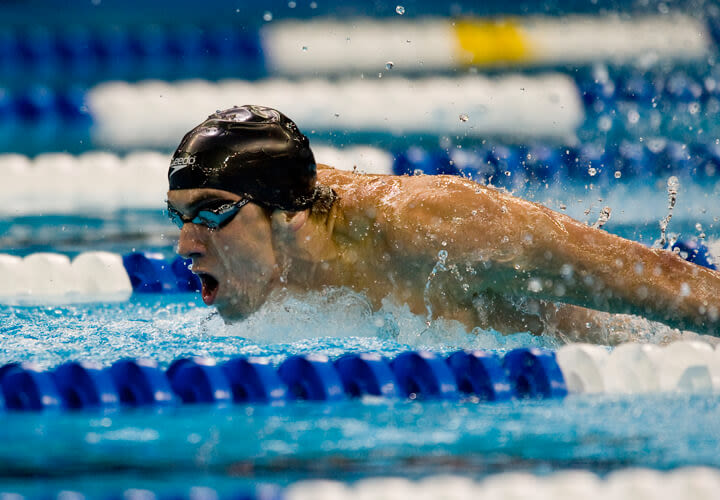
[{"xmin": 197, "ymin": 273, "xmax": 220, "ymax": 305}]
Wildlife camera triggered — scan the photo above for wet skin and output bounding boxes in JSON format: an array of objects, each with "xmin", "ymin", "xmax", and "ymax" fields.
[{"xmin": 168, "ymin": 165, "xmax": 720, "ymax": 341}]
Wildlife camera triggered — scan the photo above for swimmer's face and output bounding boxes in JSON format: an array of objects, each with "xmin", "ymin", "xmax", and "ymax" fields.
[{"xmin": 167, "ymin": 188, "xmax": 280, "ymax": 322}]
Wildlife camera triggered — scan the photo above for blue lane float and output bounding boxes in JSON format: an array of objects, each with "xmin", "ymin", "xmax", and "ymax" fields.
[
  {"xmin": 277, "ymin": 355, "xmax": 346, "ymax": 402},
  {"xmin": 446, "ymin": 350, "xmax": 513, "ymax": 401},
  {"xmin": 502, "ymin": 348, "xmax": 568, "ymax": 399},
  {"xmin": 122, "ymin": 252, "xmax": 182, "ymax": 293},
  {"xmin": 0, "ymin": 363, "xmax": 63, "ymax": 411},
  {"xmin": 0, "ymin": 349, "xmax": 568, "ymax": 412},
  {"xmin": 52, "ymin": 361, "xmax": 120, "ymax": 410},
  {"xmin": 334, "ymin": 353, "xmax": 400, "ymax": 398},
  {"xmin": 167, "ymin": 357, "xmax": 233, "ymax": 405},
  {"xmin": 171, "ymin": 256, "xmax": 202, "ymax": 292},
  {"xmin": 109, "ymin": 359, "xmax": 177, "ymax": 407},
  {"xmin": 0, "ymin": 25, "xmax": 265, "ymax": 86},
  {"xmin": 0, "ymin": 486, "xmax": 283, "ymax": 500},
  {"xmin": 222, "ymin": 357, "xmax": 287, "ymax": 404},
  {"xmin": 391, "ymin": 141, "xmax": 720, "ymax": 185},
  {"xmin": 390, "ymin": 351, "xmax": 459, "ymax": 400},
  {"xmin": 669, "ymin": 239, "xmax": 717, "ymax": 270},
  {"xmin": 0, "ymin": 362, "xmax": 21, "ymax": 382}
]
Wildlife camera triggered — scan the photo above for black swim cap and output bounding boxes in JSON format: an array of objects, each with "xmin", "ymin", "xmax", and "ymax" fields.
[{"xmin": 168, "ymin": 105, "xmax": 316, "ymax": 211}]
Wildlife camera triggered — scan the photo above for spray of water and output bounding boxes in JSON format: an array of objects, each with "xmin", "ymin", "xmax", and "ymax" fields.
[
  {"xmin": 657, "ymin": 175, "xmax": 680, "ymax": 248},
  {"xmin": 592, "ymin": 206, "xmax": 612, "ymax": 229},
  {"xmin": 423, "ymin": 249, "xmax": 448, "ymax": 325}
]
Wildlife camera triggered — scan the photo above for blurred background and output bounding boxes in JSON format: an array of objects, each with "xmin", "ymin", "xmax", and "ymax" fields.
[{"xmin": 0, "ymin": 0, "xmax": 719, "ymax": 257}]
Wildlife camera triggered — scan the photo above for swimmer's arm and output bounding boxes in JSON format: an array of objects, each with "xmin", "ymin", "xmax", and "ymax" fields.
[{"xmin": 391, "ymin": 178, "xmax": 720, "ymax": 335}]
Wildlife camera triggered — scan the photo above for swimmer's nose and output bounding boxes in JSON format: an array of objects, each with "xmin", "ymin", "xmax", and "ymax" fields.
[{"xmin": 176, "ymin": 224, "xmax": 207, "ymax": 260}]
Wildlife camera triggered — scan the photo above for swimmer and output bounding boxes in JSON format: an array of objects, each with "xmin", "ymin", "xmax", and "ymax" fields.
[{"xmin": 166, "ymin": 105, "xmax": 720, "ymax": 342}]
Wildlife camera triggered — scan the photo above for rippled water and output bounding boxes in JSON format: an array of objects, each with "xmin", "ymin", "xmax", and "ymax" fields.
[
  {"xmin": 1, "ymin": 183, "xmax": 719, "ymax": 492},
  {"xmin": 1, "ymin": 289, "xmax": 719, "ymax": 491}
]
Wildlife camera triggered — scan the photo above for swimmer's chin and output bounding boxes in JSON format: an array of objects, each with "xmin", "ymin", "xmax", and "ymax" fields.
[
  {"xmin": 213, "ymin": 288, "xmax": 289, "ymax": 323},
  {"xmin": 213, "ymin": 297, "xmax": 264, "ymax": 324},
  {"xmin": 214, "ymin": 303, "xmax": 250, "ymax": 324}
]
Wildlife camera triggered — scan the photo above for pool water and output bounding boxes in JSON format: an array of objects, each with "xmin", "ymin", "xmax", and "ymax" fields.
[
  {"xmin": 0, "ymin": 179, "xmax": 719, "ymax": 495},
  {"xmin": 1, "ymin": 285, "xmax": 719, "ymax": 493}
]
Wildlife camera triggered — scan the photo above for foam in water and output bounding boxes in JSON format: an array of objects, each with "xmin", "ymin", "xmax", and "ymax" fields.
[{"xmin": 214, "ymin": 286, "xmax": 556, "ymax": 351}]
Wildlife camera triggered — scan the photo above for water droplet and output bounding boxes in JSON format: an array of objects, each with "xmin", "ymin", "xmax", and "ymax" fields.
[
  {"xmin": 396, "ymin": 5, "xmax": 405, "ymax": 14},
  {"xmin": 560, "ymin": 264, "xmax": 573, "ymax": 279},
  {"xmin": 588, "ymin": 167, "xmax": 597, "ymax": 176},
  {"xmin": 301, "ymin": 46, "xmax": 308, "ymax": 52},
  {"xmin": 263, "ymin": 11, "xmax": 273, "ymax": 21},
  {"xmin": 441, "ymin": 241, "xmax": 447, "ymax": 247},
  {"xmin": 614, "ymin": 171, "xmax": 622, "ymax": 179},
  {"xmin": 310, "ymin": 1, "xmax": 317, "ymax": 8},
  {"xmin": 438, "ymin": 249, "xmax": 448, "ymax": 260},
  {"xmin": 459, "ymin": 113, "xmax": 469, "ymax": 122},
  {"xmin": 680, "ymin": 282, "xmax": 691, "ymax": 297},
  {"xmin": 559, "ymin": 203, "xmax": 567, "ymax": 210},
  {"xmin": 199, "ymin": 126, "xmax": 221, "ymax": 135},
  {"xmin": 378, "ymin": 72, "xmax": 383, "ymax": 78},
  {"xmin": 592, "ymin": 206, "xmax": 612, "ymax": 229},
  {"xmin": 657, "ymin": 176, "xmax": 680, "ymax": 248},
  {"xmin": 471, "ymin": 210, "xmax": 477, "ymax": 216},
  {"xmin": 288, "ymin": 0, "xmax": 296, "ymax": 7},
  {"xmin": 385, "ymin": 61, "xmax": 394, "ymax": 70},
  {"xmin": 597, "ymin": 115, "xmax": 612, "ymax": 132},
  {"xmin": 527, "ymin": 278, "xmax": 543, "ymax": 293}
]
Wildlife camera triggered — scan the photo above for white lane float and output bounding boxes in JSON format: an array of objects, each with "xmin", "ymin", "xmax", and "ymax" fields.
[{"xmin": 283, "ymin": 468, "xmax": 720, "ymax": 500}]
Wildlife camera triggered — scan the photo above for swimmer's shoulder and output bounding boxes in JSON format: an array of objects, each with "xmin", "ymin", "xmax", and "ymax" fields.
[{"xmin": 317, "ymin": 165, "xmax": 502, "ymax": 203}]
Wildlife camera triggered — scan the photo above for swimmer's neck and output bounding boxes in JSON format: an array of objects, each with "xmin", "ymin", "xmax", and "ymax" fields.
[{"xmin": 276, "ymin": 201, "xmax": 349, "ymax": 290}]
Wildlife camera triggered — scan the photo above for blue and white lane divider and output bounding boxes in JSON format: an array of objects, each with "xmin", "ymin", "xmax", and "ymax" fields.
[
  {"xmin": 2, "ymin": 341, "xmax": 720, "ymax": 407},
  {"xmin": 0, "ymin": 15, "xmax": 708, "ymax": 79},
  {"xmin": 3, "ymin": 469, "xmax": 720, "ymax": 500},
  {"xmin": 3, "ymin": 138, "xmax": 720, "ymax": 215},
  {"xmin": 0, "ymin": 239, "xmax": 715, "ymax": 303},
  {"xmin": 0, "ymin": 349, "xmax": 567, "ymax": 411},
  {"xmin": 3, "ymin": 68, "xmax": 720, "ymax": 149}
]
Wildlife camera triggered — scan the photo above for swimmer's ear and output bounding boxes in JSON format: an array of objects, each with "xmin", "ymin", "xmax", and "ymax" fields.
[{"xmin": 270, "ymin": 209, "xmax": 308, "ymax": 234}]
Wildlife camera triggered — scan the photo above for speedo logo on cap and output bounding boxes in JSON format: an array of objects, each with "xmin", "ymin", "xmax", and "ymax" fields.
[
  {"xmin": 169, "ymin": 155, "xmax": 197, "ymax": 176},
  {"xmin": 170, "ymin": 155, "xmax": 196, "ymax": 167}
]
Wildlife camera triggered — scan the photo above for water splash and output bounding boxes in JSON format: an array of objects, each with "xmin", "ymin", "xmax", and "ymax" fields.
[
  {"xmin": 592, "ymin": 206, "xmax": 612, "ymax": 229},
  {"xmin": 657, "ymin": 175, "xmax": 680, "ymax": 248},
  {"xmin": 423, "ymin": 249, "xmax": 448, "ymax": 325},
  {"xmin": 395, "ymin": 5, "xmax": 405, "ymax": 14}
]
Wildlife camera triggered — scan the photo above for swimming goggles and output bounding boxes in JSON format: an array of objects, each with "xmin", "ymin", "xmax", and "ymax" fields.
[{"xmin": 167, "ymin": 198, "xmax": 250, "ymax": 229}]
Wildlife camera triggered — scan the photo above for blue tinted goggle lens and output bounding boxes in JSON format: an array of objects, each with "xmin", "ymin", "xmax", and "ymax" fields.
[{"xmin": 168, "ymin": 199, "xmax": 250, "ymax": 229}]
